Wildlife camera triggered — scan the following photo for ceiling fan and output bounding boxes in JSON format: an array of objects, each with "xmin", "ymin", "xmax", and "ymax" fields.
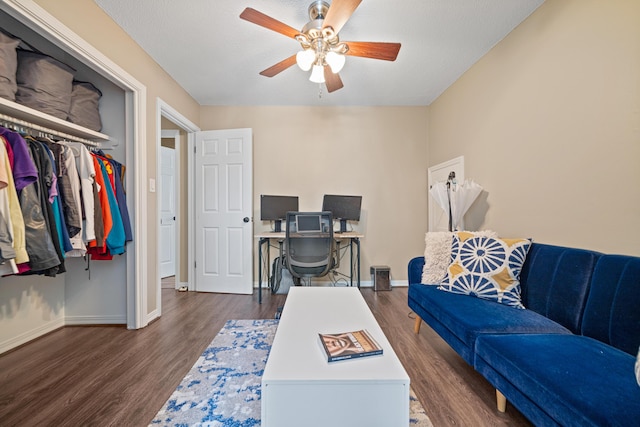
[{"xmin": 239, "ymin": 0, "xmax": 401, "ymax": 93}]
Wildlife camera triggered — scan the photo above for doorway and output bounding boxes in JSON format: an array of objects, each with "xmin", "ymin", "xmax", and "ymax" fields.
[
  {"xmin": 154, "ymin": 100, "xmax": 254, "ymax": 321},
  {"xmin": 159, "ymin": 131, "xmax": 179, "ymax": 283},
  {"xmin": 428, "ymin": 156, "xmax": 465, "ymax": 232},
  {"xmin": 155, "ymin": 99, "xmax": 200, "ymax": 320}
]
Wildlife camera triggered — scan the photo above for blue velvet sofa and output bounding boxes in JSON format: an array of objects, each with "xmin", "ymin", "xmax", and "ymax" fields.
[{"xmin": 408, "ymin": 243, "xmax": 640, "ymax": 426}]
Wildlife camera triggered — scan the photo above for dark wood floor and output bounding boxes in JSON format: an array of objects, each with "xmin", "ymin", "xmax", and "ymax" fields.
[{"xmin": 0, "ymin": 286, "xmax": 533, "ymax": 426}]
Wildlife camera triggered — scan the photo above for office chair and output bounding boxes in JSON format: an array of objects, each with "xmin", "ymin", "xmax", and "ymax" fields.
[{"xmin": 283, "ymin": 211, "xmax": 335, "ymax": 286}]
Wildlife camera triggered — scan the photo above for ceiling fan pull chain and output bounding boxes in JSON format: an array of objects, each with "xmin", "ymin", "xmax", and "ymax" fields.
[{"xmin": 318, "ymin": 83, "xmax": 324, "ymax": 99}]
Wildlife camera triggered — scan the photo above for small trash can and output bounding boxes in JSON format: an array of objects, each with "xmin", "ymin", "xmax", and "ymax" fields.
[{"xmin": 370, "ymin": 265, "xmax": 391, "ymax": 291}]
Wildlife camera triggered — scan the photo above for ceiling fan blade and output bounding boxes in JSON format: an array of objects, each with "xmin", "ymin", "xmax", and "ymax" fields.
[
  {"xmin": 324, "ymin": 66, "xmax": 344, "ymax": 93},
  {"xmin": 259, "ymin": 55, "xmax": 298, "ymax": 78},
  {"xmin": 344, "ymin": 41, "xmax": 401, "ymax": 61},
  {"xmin": 323, "ymin": 0, "xmax": 362, "ymax": 34},
  {"xmin": 239, "ymin": 7, "xmax": 301, "ymax": 39}
]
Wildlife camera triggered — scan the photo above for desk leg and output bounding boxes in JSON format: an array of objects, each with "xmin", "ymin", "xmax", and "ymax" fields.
[
  {"xmin": 258, "ymin": 238, "xmax": 263, "ymax": 304},
  {"xmin": 354, "ymin": 238, "xmax": 361, "ymax": 288},
  {"xmin": 347, "ymin": 238, "xmax": 361, "ymax": 288},
  {"xmin": 258, "ymin": 237, "xmax": 270, "ymax": 304},
  {"xmin": 349, "ymin": 240, "xmax": 354, "ymax": 287}
]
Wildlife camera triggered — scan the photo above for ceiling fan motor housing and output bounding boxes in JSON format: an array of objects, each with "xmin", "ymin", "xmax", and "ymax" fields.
[
  {"xmin": 298, "ymin": 1, "xmax": 348, "ymax": 59},
  {"xmin": 308, "ymin": 1, "xmax": 330, "ymax": 21}
]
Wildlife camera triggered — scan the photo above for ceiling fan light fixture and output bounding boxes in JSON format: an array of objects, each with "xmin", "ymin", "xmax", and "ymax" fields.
[
  {"xmin": 325, "ymin": 51, "xmax": 345, "ymax": 73},
  {"xmin": 309, "ymin": 64, "xmax": 325, "ymax": 83},
  {"xmin": 296, "ymin": 49, "xmax": 315, "ymax": 71}
]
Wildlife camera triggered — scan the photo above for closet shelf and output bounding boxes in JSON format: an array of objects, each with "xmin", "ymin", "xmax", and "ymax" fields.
[{"xmin": 0, "ymin": 96, "xmax": 109, "ymax": 142}]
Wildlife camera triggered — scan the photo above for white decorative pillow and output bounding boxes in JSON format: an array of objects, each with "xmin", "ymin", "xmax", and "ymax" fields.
[
  {"xmin": 422, "ymin": 230, "xmax": 497, "ymax": 284},
  {"xmin": 438, "ymin": 232, "xmax": 532, "ymax": 308},
  {"xmin": 636, "ymin": 348, "xmax": 640, "ymax": 385},
  {"xmin": 422, "ymin": 232, "xmax": 454, "ymax": 284}
]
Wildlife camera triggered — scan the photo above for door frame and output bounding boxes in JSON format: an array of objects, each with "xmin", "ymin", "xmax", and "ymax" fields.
[
  {"xmin": 159, "ymin": 131, "xmax": 179, "ymax": 283},
  {"xmin": 154, "ymin": 98, "xmax": 199, "ymax": 321}
]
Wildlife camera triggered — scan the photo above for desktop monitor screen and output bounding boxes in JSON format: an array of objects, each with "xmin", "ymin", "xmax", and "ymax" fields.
[
  {"xmin": 260, "ymin": 195, "xmax": 299, "ymax": 221},
  {"xmin": 322, "ymin": 195, "xmax": 362, "ymax": 221},
  {"xmin": 296, "ymin": 214, "xmax": 322, "ymax": 233}
]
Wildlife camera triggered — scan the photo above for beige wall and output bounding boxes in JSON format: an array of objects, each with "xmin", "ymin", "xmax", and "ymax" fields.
[
  {"xmin": 23, "ymin": 0, "xmax": 639, "ymax": 324},
  {"xmin": 200, "ymin": 106, "xmax": 429, "ymax": 281},
  {"xmin": 34, "ymin": 0, "xmax": 201, "ymax": 311},
  {"xmin": 429, "ymin": 0, "xmax": 640, "ymax": 256}
]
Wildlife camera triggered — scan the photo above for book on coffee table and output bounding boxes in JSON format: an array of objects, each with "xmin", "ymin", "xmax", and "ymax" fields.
[{"xmin": 318, "ymin": 329, "xmax": 383, "ymax": 362}]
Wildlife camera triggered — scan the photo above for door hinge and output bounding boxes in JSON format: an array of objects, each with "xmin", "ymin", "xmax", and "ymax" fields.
[
  {"xmin": 194, "ymin": 145, "xmax": 196, "ymax": 154},
  {"xmin": 194, "ymin": 260, "xmax": 197, "ymax": 269}
]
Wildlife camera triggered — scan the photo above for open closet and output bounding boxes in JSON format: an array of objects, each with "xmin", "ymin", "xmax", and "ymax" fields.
[{"xmin": 0, "ymin": 0, "xmax": 148, "ymax": 354}]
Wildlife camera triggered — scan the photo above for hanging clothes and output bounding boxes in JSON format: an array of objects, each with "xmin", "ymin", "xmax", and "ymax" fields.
[
  {"xmin": 0, "ymin": 127, "xmax": 37, "ymax": 192},
  {"xmin": 93, "ymin": 154, "xmax": 125, "ymax": 257},
  {"xmin": 26, "ymin": 138, "xmax": 64, "ymax": 276},
  {"xmin": 0, "ymin": 140, "xmax": 18, "ymax": 275},
  {"xmin": 0, "ymin": 136, "xmax": 28, "ymax": 267},
  {"xmin": 41, "ymin": 141, "xmax": 72, "ymax": 255},
  {"xmin": 94, "ymin": 151, "xmax": 132, "ymax": 242},
  {"xmin": 87, "ymin": 154, "xmax": 112, "ymax": 257},
  {"xmin": 68, "ymin": 142, "xmax": 96, "ymax": 246},
  {"xmin": 44, "ymin": 140, "xmax": 82, "ymax": 239},
  {"xmin": 0, "ymin": 123, "xmax": 133, "ymax": 275}
]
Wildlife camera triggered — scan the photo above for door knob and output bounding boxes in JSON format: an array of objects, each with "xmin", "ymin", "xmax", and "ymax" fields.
[{"xmin": 243, "ymin": 217, "xmax": 250, "ymax": 223}]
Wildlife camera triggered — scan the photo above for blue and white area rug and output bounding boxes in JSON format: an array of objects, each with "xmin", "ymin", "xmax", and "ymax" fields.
[{"xmin": 150, "ymin": 319, "xmax": 433, "ymax": 426}]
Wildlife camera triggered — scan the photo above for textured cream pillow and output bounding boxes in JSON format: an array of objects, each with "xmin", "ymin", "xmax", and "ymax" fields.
[{"xmin": 422, "ymin": 230, "xmax": 497, "ymax": 284}]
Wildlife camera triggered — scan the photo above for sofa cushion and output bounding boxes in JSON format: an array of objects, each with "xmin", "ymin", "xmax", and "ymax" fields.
[
  {"xmin": 439, "ymin": 233, "xmax": 531, "ymax": 308},
  {"xmin": 581, "ymin": 254, "xmax": 640, "ymax": 356},
  {"xmin": 408, "ymin": 284, "xmax": 571, "ymax": 363},
  {"xmin": 475, "ymin": 334, "xmax": 640, "ymax": 426},
  {"xmin": 519, "ymin": 243, "xmax": 601, "ymax": 334}
]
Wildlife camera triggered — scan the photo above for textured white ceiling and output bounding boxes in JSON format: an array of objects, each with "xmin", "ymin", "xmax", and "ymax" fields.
[{"xmin": 94, "ymin": 0, "xmax": 544, "ymax": 106}]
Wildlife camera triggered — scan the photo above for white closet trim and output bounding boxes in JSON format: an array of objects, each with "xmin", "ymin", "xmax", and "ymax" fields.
[{"xmin": 0, "ymin": 0, "xmax": 149, "ymax": 329}]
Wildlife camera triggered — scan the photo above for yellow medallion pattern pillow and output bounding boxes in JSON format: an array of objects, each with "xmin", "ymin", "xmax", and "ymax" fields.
[{"xmin": 439, "ymin": 232, "xmax": 532, "ymax": 309}]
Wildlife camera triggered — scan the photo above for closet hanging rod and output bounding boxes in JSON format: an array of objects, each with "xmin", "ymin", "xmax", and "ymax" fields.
[{"xmin": 0, "ymin": 112, "xmax": 100, "ymax": 147}]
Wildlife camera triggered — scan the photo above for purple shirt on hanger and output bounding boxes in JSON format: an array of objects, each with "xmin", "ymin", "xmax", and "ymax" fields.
[{"xmin": 0, "ymin": 127, "xmax": 38, "ymax": 192}]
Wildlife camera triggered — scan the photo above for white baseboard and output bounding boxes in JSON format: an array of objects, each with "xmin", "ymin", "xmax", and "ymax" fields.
[
  {"xmin": 65, "ymin": 314, "xmax": 127, "ymax": 325},
  {"xmin": 0, "ymin": 318, "xmax": 65, "ymax": 354},
  {"xmin": 253, "ymin": 280, "xmax": 408, "ymax": 288},
  {"xmin": 147, "ymin": 308, "xmax": 160, "ymax": 325}
]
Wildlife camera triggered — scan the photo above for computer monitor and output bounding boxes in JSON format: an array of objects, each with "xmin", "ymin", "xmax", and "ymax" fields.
[
  {"xmin": 295, "ymin": 214, "xmax": 322, "ymax": 233},
  {"xmin": 322, "ymin": 194, "xmax": 362, "ymax": 233},
  {"xmin": 260, "ymin": 195, "xmax": 299, "ymax": 232}
]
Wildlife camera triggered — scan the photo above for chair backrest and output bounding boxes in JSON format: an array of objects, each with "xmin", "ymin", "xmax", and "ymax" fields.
[{"xmin": 285, "ymin": 211, "xmax": 334, "ymax": 279}]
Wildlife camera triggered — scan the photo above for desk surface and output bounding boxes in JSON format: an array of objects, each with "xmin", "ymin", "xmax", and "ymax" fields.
[{"xmin": 255, "ymin": 231, "xmax": 363, "ymax": 239}]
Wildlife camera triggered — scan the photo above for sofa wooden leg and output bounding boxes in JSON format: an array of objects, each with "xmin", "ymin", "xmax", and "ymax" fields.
[
  {"xmin": 413, "ymin": 316, "xmax": 422, "ymax": 334},
  {"xmin": 496, "ymin": 389, "xmax": 507, "ymax": 412}
]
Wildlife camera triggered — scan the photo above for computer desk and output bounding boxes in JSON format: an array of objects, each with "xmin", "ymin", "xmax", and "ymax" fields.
[{"xmin": 255, "ymin": 231, "xmax": 363, "ymax": 304}]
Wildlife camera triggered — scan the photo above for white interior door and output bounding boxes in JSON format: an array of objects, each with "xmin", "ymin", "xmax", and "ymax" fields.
[
  {"xmin": 194, "ymin": 128, "xmax": 253, "ymax": 294},
  {"xmin": 159, "ymin": 145, "xmax": 176, "ymax": 278},
  {"xmin": 428, "ymin": 156, "xmax": 464, "ymax": 232}
]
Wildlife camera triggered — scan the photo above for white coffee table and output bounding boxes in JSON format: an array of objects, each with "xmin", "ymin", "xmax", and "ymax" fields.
[{"xmin": 261, "ymin": 287, "xmax": 410, "ymax": 427}]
